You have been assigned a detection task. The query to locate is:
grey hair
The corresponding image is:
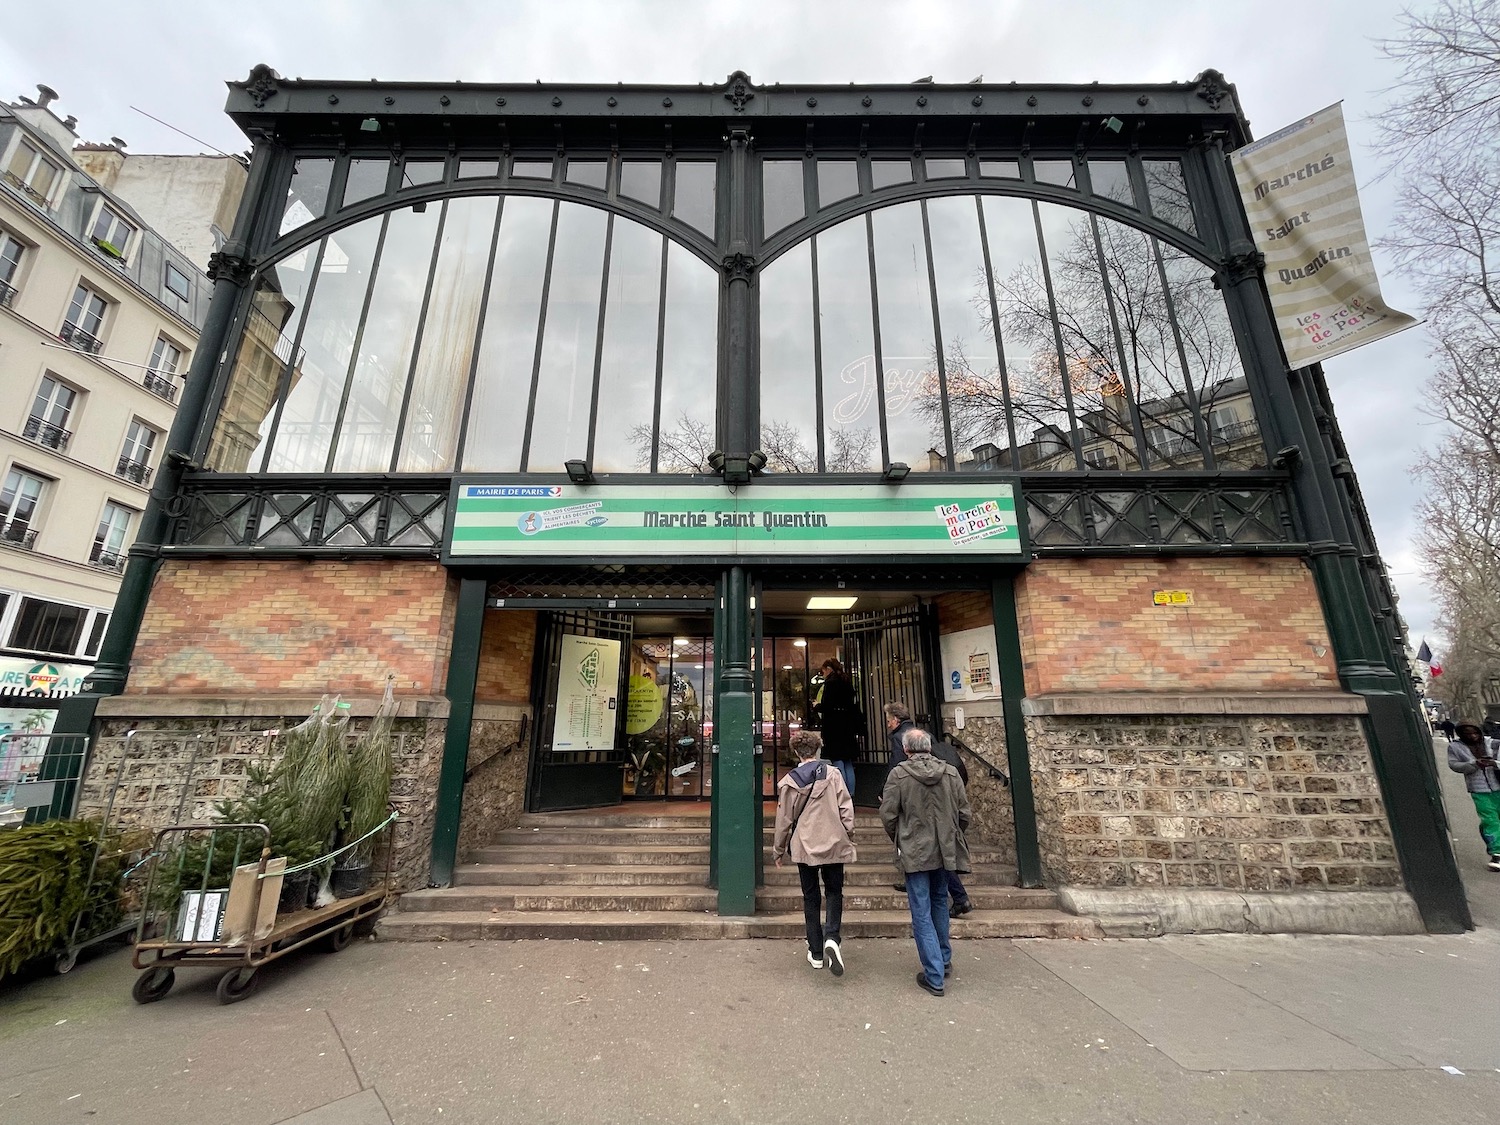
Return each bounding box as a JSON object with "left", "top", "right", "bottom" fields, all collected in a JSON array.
[
  {"left": 901, "top": 727, "right": 933, "bottom": 754},
  {"left": 790, "top": 730, "right": 823, "bottom": 760},
  {"left": 883, "top": 700, "right": 911, "bottom": 722}
]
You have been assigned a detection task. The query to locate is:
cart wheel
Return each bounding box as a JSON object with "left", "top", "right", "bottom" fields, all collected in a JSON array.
[
  {"left": 131, "top": 966, "right": 175, "bottom": 1004},
  {"left": 54, "top": 950, "right": 78, "bottom": 975},
  {"left": 322, "top": 923, "right": 355, "bottom": 953},
  {"left": 216, "top": 967, "right": 259, "bottom": 1005},
  {"left": 353, "top": 913, "right": 380, "bottom": 938}
]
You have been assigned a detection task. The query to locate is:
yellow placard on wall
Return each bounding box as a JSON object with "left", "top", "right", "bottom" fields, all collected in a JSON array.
[{"left": 1152, "top": 590, "right": 1194, "bottom": 606}]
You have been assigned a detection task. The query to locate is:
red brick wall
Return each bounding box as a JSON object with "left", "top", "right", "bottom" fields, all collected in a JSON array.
[
  {"left": 129, "top": 560, "right": 457, "bottom": 695},
  {"left": 1015, "top": 557, "right": 1337, "bottom": 694},
  {"left": 475, "top": 610, "right": 536, "bottom": 704},
  {"left": 934, "top": 590, "right": 993, "bottom": 635}
]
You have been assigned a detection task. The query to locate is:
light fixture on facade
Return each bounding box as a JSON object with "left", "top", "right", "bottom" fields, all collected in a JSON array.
[
  {"left": 359, "top": 117, "right": 381, "bottom": 132},
  {"left": 564, "top": 459, "right": 593, "bottom": 483},
  {"left": 882, "top": 461, "right": 911, "bottom": 482},
  {"left": 806, "top": 595, "right": 858, "bottom": 610},
  {"left": 792, "top": 639, "right": 806, "bottom": 647}
]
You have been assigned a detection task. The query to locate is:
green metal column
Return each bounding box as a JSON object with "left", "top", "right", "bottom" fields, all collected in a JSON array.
[
  {"left": 429, "top": 575, "right": 487, "bottom": 887},
  {"left": 714, "top": 566, "right": 757, "bottom": 914},
  {"left": 991, "top": 573, "right": 1044, "bottom": 888}
]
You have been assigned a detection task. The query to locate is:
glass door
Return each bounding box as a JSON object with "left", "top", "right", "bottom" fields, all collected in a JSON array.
[{"left": 622, "top": 621, "right": 714, "bottom": 799}]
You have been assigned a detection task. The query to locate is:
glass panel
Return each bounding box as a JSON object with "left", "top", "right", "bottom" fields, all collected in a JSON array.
[
  {"left": 758, "top": 240, "right": 817, "bottom": 471},
  {"left": 1033, "top": 160, "right": 1076, "bottom": 188},
  {"left": 672, "top": 161, "right": 716, "bottom": 236},
  {"left": 343, "top": 158, "right": 389, "bottom": 207},
  {"left": 330, "top": 204, "right": 442, "bottom": 472},
  {"left": 397, "top": 195, "right": 500, "bottom": 471},
  {"left": 265, "top": 216, "right": 383, "bottom": 472},
  {"left": 527, "top": 204, "right": 608, "bottom": 469},
  {"left": 980, "top": 159, "right": 1019, "bottom": 179},
  {"left": 762, "top": 159, "right": 804, "bottom": 236},
  {"left": 656, "top": 242, "right": 718, "bottom": 472},
  {"left": 620, "top": 161, "right": 661, "bottom": 206},
  {"left": 981, "top": 195, "right": 1056, "bottom": 471},
  {"left": 926, "top": 196, "right": 1002, "bottom": 469},
  {"left": 1143, "top": 159, "right": 1196, "bottom": 234},
  {"left": 207, "top": 257, "right": 316, "bottom": 473},
  {"left": 592, "top": 218, "right": 663, "bottom": 472},
  {"left": 464, "top": 196, "right": 553, "bottom": 470},
  {"left": 815, "top": 218, "right": 878, "bottom": 471},
  {"left": 565, "top": 160, "right": 607, "bottom": 189},
  {"left": 1089, "top": 160, "right": 1134, "bottom": 206},
  {"left": 401, "top": 160, "right": 444, "bottom": 188},
  {"left": 870, "top": 160, "right": 912, "bottom": 190},
  {"left": 459, "top": 159, "right": 501, "bottom": 179},
  {"left": 871, "top": 203, "right": 940, "bottom": 469},
  {"left": 511, "top": 159, "right": 553, "bottom": 181},
  {"left": 925, "top": 158, "right": 967, "bottom": 180},
  {"left": 816, "top": 160, "right": 859, "bottom": 207},
  {"left": 280, "top": 158, "right": 333, "bottom": 235}
]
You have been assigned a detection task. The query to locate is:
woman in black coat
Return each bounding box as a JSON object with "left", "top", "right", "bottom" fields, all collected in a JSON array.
[{"left": 816, "top": 658, "right": 860, "bottom": 793}]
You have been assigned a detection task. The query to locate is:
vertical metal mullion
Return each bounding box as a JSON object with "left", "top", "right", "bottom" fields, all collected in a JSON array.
[
  {"left": 453, "top": 195, "right": 507, "bottom": 471},
  {"left": 256, "top": 237, "right": 329, "bottom": 473},
  {"left": 519, "top": 201, "right": 562, "bottom": 470},
  {"left": 1088, "top": 213, "right": 1151, "bottom": 468},
  {"left": 1150, "top": 235, "right": 1214, "bottom": 468},
  {"left": 324, "top": 212, "right": 392, "bottom": 473},
  {"left": 918, "top": 199, "right": 955, "bottom": 468},
  {"left": 389, "top": 198, "right": 451, "bottom": 472},
  {"left": 584, "top": 213, "right": 616, "bottom": 467},
  {"left": 809, "top": 236, "right": 826, "bottom": 471},
  {"left": 1031, "top": 200, "right": 1084, "bottom": 469},
  {"left": 864, "top": 211, "right": 891, "bottom": 468},
  {"left": 649, "top": 233, "right": 669, "bottom": 473},
  {"left": 973, "top": 196, "right": 1020, "bottom": 465}
]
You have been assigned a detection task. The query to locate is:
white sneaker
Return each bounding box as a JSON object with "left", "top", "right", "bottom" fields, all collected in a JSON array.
[
  {"left": 1488, "top": 856, "right": 1500, "bottom": 872},
  {"left": 824, "top": 938, "right": 845, "bottom": 977},
  {"left": 807, "top": 951, "right": 825, "bottom": 968}
]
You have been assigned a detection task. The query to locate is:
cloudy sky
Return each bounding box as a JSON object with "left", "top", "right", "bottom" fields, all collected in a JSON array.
[{"left": 0, "top": 0, "right": 1447, "bottom": 649}]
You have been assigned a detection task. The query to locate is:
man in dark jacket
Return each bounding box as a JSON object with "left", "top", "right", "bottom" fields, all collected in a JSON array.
[
  {"left": 880, "top": 727, "right": 971, "bottom": 997},
  {"left": 882, "top": 704, "right": 972, "bottom": 914}
]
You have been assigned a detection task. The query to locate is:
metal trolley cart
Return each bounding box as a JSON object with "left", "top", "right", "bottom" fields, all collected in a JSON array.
[{"left": 130, "top": 815, "right": 395, "bottom": 1005}]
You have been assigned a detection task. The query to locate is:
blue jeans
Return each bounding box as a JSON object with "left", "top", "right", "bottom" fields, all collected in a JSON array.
[
  {"left": 830, "top": 759, "right": 855, "bottom": 793},
  {"left": 905, "top": 868, "right": 952, "bottom": 989}
]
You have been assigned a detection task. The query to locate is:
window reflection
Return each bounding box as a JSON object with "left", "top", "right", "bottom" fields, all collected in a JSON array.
[
  {"left": 817, "top": 160, "right": 858, "bottom": 207},
  {"left": 871, "top": 203, "right": 940, "bottom": 469},
  {"left": 464, "top": 196, "right": 553, "bottom": 471},
  {"left": 925, "top": 196, "right": 995, "bottom": 468},
  {"left": 593, "top": 219, "right": 663, "bottom": 472},
  {"left": 1033, "top": 159, "right": 1076, "bottom": 188},
  {"left": 759, "top": 241, "right": 817, "bottom": 471},
  {"left": 459, "top": 159, "right": 501, "bottom": 179},
  {"left": 1089, "top": 161, "right": 1134, "bottom": 206},
  {"left": 620, "top": 161, "right": 661, "bottom": 207},
  {"left": 870, "top": 160, "right": 911, "bottom": 190},
  {"left": 343, "top": 159, "right": 389, "bottom": 208},
  {"left": 1143, "top": 159, "right": 1196, "bottom": 234},
  {"left": 672, "top": 161, "right": 716, "bottom": 236},
  {"left": 511, "top": 159, "right": 553, "bottom": 181},
  {"left": 925, "top": 158, "right": 967, "bottom": 181},
  {"left": 762, "top": 159, "right": 804, "bottom": 236},
  {"left": 655, "top": 241, "right": 718, "bottom": 472},
  {"left": 281, "top": 157, "right": 333, "bottom": 236},
  {"left": 815, "top": 218, "right": 877, "bottom": 471},
  {"left": 566, "top": 160, "right": 608, "bottom": 190},
  {"left": 528, "top": 204, "right": 608, "bottom": 469},
  {"left": 402, "top": 160, "right": 444, "bottom": 189},
  {"left": 979, "top": 159, "right": 1019, "bottom": 179}
]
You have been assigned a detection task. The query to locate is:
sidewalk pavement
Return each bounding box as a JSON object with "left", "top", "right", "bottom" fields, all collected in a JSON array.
[{"left": 0, "top": 736, "right": 1495, "bottom": 1125}]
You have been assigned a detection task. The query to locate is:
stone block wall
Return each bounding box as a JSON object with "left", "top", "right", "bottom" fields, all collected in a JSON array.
[
  {"left": 457, "top": 706, "right": 530, "bottom": 855},
  {"left": 129, "top": 560, "right": 457, "bottom": 695},
  {"left": 938, "top": 700, "right": 1016, "bottom": 865},
  {"left": 1024, "top": 700, "right": 1400, "bottom": 892}
]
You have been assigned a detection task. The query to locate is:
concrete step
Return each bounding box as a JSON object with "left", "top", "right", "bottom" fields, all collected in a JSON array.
[
  {"left": 403, "top": 884, "right": 1058, "bottom": 914},
  {"left": 452, "top": 861, "right": 1017, "bottom": 888},
  {"left": 517, "top": 812, "right": 888, "bottom": 830},
  {"left": 497, "top": 827, "right": 714, "bottom": 847},
  {"left": 466, "top": 844, "right": 710, "bottom": 866},
  {"left": 377, "top": 909, "right": 1101, "bottom": 942}
]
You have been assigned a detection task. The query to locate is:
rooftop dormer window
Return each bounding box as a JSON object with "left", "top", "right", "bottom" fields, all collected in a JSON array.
[
  {"left": 90, "top": 206, "right": 136, "bottom": 262},
  {"left": 4, "top": 141, "right": 60, "bottom": 207}
]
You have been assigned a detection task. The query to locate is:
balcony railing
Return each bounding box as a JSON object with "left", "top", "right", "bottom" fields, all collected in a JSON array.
[
  {"left": 2, "top": 169, "right": 49, "bottom": 206},
  {"left": 116, "top": 456, "right": 153, "bottom": 486},
  {"left": 22, "top": 415, "right": 71, "bottom": 451},
  {"left": 0, "top": 521, "right": 37, "bottom": 550},
  {"left": 58, "top": 320, "right": 103, "bottom": 354},
  {"left": 0, "top": 279, "right": 15, "bottom": 307},
  {"left": 89, "top": 543, "right": 126, "bottom": 573},
  {"left": 1210, "top": 418, "right": 1260, "bottom": 446},
  {"left": 143, "top": 370, "right": 178, "bottom": 402}
]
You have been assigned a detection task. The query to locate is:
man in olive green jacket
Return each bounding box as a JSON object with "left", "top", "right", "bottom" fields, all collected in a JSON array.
[{"left": 879, "top": 728, "right": 971, "bottom": 996}]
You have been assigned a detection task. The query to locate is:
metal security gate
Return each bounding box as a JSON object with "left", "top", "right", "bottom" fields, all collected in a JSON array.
[
  {"left": 841, "top": 602, "right": 942, "bottom": 806},
  {"left": 526, "top": 610, "right": 633, "bottom": 812}
]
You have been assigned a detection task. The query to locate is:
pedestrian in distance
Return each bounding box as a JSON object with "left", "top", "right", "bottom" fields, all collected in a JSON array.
[
  {"left": 1447, "top": 720, "right": 1500, "bottom": 872},
  {"left": 812, "top": 658, "right": 861, "bottom": 794},
  {"left": 883, "top": 703, "right": 974, "bottom": 916},
  {"left": 773, "top": 729, "right": 857, "bottom": 976},
  {"left": 879, "top": 727, "right": 971, "bottom": 997}
]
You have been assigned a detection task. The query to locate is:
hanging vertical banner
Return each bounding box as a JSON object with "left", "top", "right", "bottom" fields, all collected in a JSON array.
[
  {"left": 1230, "top": 103, "right": 1416, "bottom": 367},
  {"left": 552, "top": 634, "right": 621, "bottom": 752}
]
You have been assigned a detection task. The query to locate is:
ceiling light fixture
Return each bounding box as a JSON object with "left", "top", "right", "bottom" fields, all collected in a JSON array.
[
  {"left": 806, "top": 596, "right": 858, "bottom": 611},
  {"left": 792, "top": 639, "right": 807, "bottom": 648}
]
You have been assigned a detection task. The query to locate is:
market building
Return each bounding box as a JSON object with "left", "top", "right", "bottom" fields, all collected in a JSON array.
[{"left": 57, "top": 67, "right": 1468, "bottom": 937}]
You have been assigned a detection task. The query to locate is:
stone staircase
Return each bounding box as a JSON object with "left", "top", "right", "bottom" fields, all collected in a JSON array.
[{"left": 378, "top": 809, "right": 1101, "bottom": 941}]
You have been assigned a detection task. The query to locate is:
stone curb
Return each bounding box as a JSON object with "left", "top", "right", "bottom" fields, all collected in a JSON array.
[{"left": 1056, "top": 886, "right": 1426, "bottom": 936}]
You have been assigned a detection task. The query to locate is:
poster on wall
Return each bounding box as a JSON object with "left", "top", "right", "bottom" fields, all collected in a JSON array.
[
  {"left": 552, "top": 634, "right": 622, "bottom": 752},
  {"left": 939, "top": 626, "right": 1000, "bottom": 702}
]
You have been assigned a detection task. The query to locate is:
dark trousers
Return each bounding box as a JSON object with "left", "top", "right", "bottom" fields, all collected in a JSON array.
[{"left": 797, "top": 862, "right": 845, "bottom": 955}]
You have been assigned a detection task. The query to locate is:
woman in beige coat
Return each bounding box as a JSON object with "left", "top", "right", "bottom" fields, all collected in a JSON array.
[{"left": 773, "top": 730, "right": 857, "bottom": 976}]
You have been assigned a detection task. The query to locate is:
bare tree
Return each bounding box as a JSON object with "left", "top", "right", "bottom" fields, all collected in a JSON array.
[
  {"left": 1377, "top": 1, "right": 1500, "bottom": 712},
  {"left": 629, "top": 411, "right": 716, "bottom": 473}
]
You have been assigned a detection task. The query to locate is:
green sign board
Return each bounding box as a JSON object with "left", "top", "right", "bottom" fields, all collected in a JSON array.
[{"left": 446, "top": 481, "right": 1025, "bottom": 561}]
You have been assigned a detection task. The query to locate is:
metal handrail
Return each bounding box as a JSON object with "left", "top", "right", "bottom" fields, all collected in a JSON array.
[
  {"left": 59, "top": 320, "right": 103, "bottom": 354},
  {"left": 116, "top": 456, "right": 154, "bottom": 485},
  {"left": 0, "top": 521, "right": 37, "bottom": 550},
  {"left": 143, "top": 370, "right": 178, "bottom": 402},
  {"left": 945, "top": 732, "right": 1009, "bottom": 785},
  {"left": 0, "top": 279, "right": 15, "bottom": 307},
  {"left": 22, "top": 414, "right": 71, "bottom": 450}
]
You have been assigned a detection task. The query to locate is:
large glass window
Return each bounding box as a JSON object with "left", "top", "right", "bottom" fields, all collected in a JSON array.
[
  {"left": 655, "top": 242, "right": 717, "bottom": 472},
  {"left": 9, "top": 597, "right": 86, "bottom": 656},
  {"left": 815, "top": 217, "right": 878, "bottom": 472},
  {"left": 0, "top": 468, "right": 45, "bottom": 541},
  {"left": 758, "top": 241, "right": 817, "bottom": 470},
  {"left": 672, "top": 161, "right": 716, "bottom": 236},
  {"left": 762, "top": 160, "right": 804, "bottom": 236},
  {"left": 592, "top": 219, "right": 664, "bottom": 473},
  {"left": 281, "top": 158, "right": 334, "bottom": 235}
]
